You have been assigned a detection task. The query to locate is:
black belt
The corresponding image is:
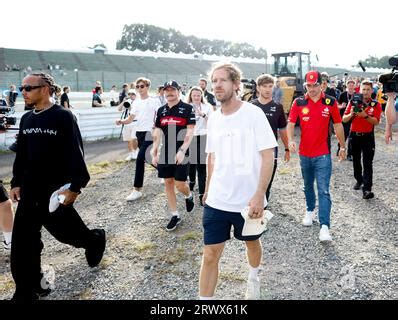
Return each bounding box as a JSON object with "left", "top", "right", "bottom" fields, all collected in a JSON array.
[{"left": 352, "top": 132, "right": 373, "bottom": 136}]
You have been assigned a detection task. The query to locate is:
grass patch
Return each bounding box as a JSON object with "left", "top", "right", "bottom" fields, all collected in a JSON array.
[
  {"left": 179, "top": 231, "right": 202, "bottom": 243},
  {"left": 133, "top": 242, "right": 157, "bottom": 253},
  {"left": 87, "top": 160, "right": 127, "bottom": 176},
  {"left": 0, "top": 274, "right": 15, "bottom": 294},
  {"left": 162, "top": 248, "right": 187, "bottom": 265},
  {"left": 278, "top": 167, "right": 294, "bottom": 175},
  {"left": 220, "top": 271, "right": 246, "bottom": 282},
  {"left": 79, "top": 288, "right": 93, "bottom": 300}
]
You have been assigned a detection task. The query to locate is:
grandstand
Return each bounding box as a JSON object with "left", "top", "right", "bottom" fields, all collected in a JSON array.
[{"left": 0, "top": 47, "right": 385, "bottom": 92}]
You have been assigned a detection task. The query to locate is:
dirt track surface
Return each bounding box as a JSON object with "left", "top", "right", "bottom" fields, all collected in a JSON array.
[{"left": 0, "top": 129, "right": 397, "bottom": 300}]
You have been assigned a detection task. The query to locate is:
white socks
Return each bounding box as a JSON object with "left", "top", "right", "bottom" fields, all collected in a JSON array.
[
  {"left": 171, "top": 211, "right": 179, "bottom": 217},
  {"left": 199, "top": 296, "right": 215, "bottom": 300},
  {"left": 185, "top": 192, "right": 193, "bottom": 199},
  {"left": 3, "top": 232, "right": 12, "bottom": 244},
  {"left": 248, "top": 266, "right": 259, "bottom": 281}
]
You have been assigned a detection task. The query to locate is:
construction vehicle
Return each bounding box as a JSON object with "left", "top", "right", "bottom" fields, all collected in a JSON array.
[{"left": 272, "top": 51, "right": 311, "bottom": 114}]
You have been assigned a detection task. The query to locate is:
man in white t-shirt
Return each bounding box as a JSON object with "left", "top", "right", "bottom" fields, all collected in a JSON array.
[
  {"left": 199, "top": 63, "right": 277, "bottom": 300},
  {"left": 116, "top": 77, "right": 161, "bottom": 201}
]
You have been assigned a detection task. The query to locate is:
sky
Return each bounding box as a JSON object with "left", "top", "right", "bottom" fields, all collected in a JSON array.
[{"left": 0, "top": 0, "right": 396, "bottom": 68}]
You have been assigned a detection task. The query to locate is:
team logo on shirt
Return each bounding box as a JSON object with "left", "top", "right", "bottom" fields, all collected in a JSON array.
[
  {"left": 322, "top": 107, "right": 330, "bottom": 118},
  {"left": 325, "top": 98, "right": 331, "bottom": 105},
  {"left": 302, "top": 117, "right": 310, "bottom": 122},
  {"left": 302, "top": 107, "right": 310, "bottom": 115}
]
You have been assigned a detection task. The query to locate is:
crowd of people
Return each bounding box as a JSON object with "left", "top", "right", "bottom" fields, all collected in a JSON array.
[{"left": 0, "top": 63, "right": 396, "bottom": 302}]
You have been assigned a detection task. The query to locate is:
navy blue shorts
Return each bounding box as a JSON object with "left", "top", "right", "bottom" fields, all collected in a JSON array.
[
  {"left": 0, "top": 182, "right": 9, "bottom": 203},
  {"left": 202, "top": 205, "right": 263, "bottom": 245},
  {"left": 157, "top": 164, "right": 188, "bottom": 181}
]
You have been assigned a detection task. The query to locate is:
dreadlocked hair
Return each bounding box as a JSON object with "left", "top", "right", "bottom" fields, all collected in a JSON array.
[{"left": 31, "top": 73, "right": 57, "bottom": 95}]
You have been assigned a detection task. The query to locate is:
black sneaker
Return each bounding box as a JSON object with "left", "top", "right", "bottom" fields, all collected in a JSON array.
[
  {"left": 347, "top": 155, "right": 353, "bottom": 161},
  {"left": 363, "top": 191, "right": 374, "bottom": 199},
  {"left": 166, "top": 216, "right": 181, "bottom": 231},
  {"left": 185, "top": 195, "right": 195, "bottom": 213},
  {"left": 353, "top": 182, "right": 362, "bottom": 190},
  {"left": 85, "top": 229, "right": 106, "bottom": 268}
]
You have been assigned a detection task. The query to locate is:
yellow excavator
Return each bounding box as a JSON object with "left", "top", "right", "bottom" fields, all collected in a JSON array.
[{"left": 272, "top": 51, "right": 311, "bottom": 115}]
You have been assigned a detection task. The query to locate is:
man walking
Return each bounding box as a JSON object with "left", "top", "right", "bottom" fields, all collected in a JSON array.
[
  {"left": 287, "top": 71, "right": 346, "bottom": 242},
  {"left": 199, "top": 63, "right": 276, "bottom": 300},
  {"left": 151, "top": 81, "right": 195, "bottom": 231},
  {"left": 10, "top": 73, "right": 106, "bottom": 301}
]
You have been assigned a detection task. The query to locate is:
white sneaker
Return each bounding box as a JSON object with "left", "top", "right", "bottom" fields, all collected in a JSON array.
[
  {"left": 126, "top": 190, "right": 142, "bottom": 201},
  {"left": 245, "top": 278, "right": 261, "bottom": 300},
  {"left": 125, "top": 153, "right": 133, "bottom": 161},
  {"left": 131, "top": 150, "right": 138, "bottom": 160},
  {"left": 2, "top": 240, "right": 11, "bottom": 250},
  {"left": 319, "top": 225, "right": 332, "bottom": 242},
  {"left": 302, "top": 211, "right": 315, "bottom": 226},
  {"left": 160, "top": 178, "right": 164, "bottom": 184}
]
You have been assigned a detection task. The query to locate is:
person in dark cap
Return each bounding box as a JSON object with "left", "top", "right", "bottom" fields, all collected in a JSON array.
[
  {"left": 151, "top": 80, "right": 196, "bottom": 232},
  {"left": 287, "top": 70, "right": 346, "bottom": 242}
]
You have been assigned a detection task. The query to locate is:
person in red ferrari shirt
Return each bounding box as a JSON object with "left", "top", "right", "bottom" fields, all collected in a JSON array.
[
  {"left": 343, "top": 80, "right": 382, "bottom": 199},
  {"left": 287, "top": 71, "right": 346, "bottom": 242}
]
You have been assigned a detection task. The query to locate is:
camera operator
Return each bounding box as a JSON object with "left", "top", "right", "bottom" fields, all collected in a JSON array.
[
  {"left": 385, "top": 92, "right": 397, "bottom": 144},
  {"left": 343, "top": 80, "right": 382, "bottom": 199},
  {"left": 10, "top": 73, "right": 106, "bottom": 301},
  {"left": 117, "top": 89, "right": 138, "bottom": 161},
  {"left": 0, "top": 120, "right": 14, "bottom": 250}
]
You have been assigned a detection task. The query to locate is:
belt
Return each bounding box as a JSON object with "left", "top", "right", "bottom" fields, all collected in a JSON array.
[{"left": 352, "top": 132, "right": 373, "bottom": 136}]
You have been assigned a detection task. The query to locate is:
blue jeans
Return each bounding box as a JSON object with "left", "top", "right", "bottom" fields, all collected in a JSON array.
[{"left": 299, "top": 154, "right": 332, "bottom": 228}]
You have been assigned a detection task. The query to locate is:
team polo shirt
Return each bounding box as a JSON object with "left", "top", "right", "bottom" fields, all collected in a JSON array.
[
  {"left": 288, "top": 93, "right": 341, "bottom": 157},
  {"left": 250, "top": 99, "right": 287, "bottom": 139},
  {"left": 344, "top": 99, "right": 382, "bottom": 133},
  {"left": 155, "top": 100, "right": 195, "bottom": 162}
]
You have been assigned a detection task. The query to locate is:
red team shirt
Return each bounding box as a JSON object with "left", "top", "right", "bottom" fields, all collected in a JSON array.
[
  {"left": 344, "top": 100, "right": 382, "bottom": 133},
  {"left": 288, "top": 93, "right": 342, "bottom": 157}
]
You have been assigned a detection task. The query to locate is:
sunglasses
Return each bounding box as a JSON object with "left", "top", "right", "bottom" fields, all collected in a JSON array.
[
  {"left": 19, "top": 85, "right": 44, "bottom": 92},
  {"left": 135, "top": 85, "right": 146, "bottom": 89}
]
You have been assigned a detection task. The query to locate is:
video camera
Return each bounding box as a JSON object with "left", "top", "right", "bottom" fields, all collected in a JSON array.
[
  {"left": 241, "top": 78, "right": 257, "bottom": 101},
  {"left": 378, "top": 56, "right": 398, "bottom": 94},
  {"left": 0, "top": 107, "right": 17, "bottom": 131},
  {"left": 351, "top": 93, "right": 364, "bottom": 113},
  {"left": 123, "top": 100, "right": 131, "bottom": 109}
]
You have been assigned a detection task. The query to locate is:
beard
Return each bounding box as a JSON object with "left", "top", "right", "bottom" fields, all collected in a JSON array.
[{"left": 217, "top": 90, "right": 235, "bottom": 104}]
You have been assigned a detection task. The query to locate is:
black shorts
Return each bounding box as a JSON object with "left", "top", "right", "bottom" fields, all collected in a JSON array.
[
  {"left": 0, "top": 182, "right": 9, "bottom": 203},
  {"left": 157, "top": 164, "right": 188, "bottom": 181}
]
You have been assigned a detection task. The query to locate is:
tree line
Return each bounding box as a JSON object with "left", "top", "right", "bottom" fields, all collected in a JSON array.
[{"left": 116, "top": 24, "right": 267, "bottom": 59}]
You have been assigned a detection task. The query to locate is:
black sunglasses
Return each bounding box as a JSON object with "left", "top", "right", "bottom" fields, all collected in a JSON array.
[
  {"left": 19, "top": 85, "right": 45, "bottom": 92},
  {"left": 135, "top": 84, "right": 146, "bottom": 89}
]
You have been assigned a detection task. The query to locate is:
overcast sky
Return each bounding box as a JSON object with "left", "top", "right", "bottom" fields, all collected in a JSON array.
[{"left": 1, "top": 0, "right": 396, "bottom": 68}]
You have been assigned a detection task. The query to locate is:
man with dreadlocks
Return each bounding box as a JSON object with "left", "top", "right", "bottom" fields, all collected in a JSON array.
[{"left": 9, "top": 73, "right": 106, "bottom": 301}]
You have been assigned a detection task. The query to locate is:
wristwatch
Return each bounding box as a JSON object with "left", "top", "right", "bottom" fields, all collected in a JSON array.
[{"left": 178, "top": 147, "right": 186, "bottom": 154}]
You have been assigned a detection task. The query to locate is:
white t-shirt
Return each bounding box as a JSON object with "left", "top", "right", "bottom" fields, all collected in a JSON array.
[
  {"left": 131, "top": 97, "right": 161, "bottom": 132},
  {"left": 205, "top": 101, "right": 278, "bottom": 213},
  {"left": 192, "top": 103, "right": 212, "bottom": 136}
]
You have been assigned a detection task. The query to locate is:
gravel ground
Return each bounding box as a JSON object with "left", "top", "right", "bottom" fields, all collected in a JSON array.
[{"left": 0, "top": 128, "right": 397, "bottom": 300}]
